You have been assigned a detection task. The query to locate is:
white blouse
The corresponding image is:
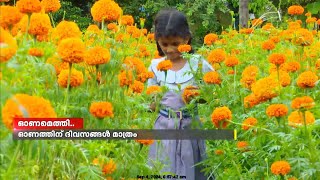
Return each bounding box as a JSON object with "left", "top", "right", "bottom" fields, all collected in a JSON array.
[{"left": 147, "top": 54, "right": 214, "bottom": 91}]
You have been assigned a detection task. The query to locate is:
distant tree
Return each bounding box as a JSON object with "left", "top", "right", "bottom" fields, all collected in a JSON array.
[{"left": 239, "top": 0, "right": 249, "bottom": 28}]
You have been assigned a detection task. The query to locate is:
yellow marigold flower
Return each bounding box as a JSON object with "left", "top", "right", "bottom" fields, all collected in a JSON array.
[
  {"left": 57, "top": 68, "right": 84, "bottom": 88},
  {"left": 244, "top": 94, "right": 260, "bottom": 108},
  {"left": 224, "top": 56, "right": 239, "bottom": 67},
  {"left": 269, "top": 53, "right": 286, "bottom": 65},
  {"left": 102, "top": 159, "right": 116, "bottom": 175},
  {"left": 146, "top": 85, "right": 161, "bottom": 95},
  {"left": 129, "top": 80, "right": 144, "bottom": 94},
  {"left": 51, "top": 21, "right": 82, "bottom": 44},
  {"left": 291, "top": 96, "right": 315, "bottom": 109},
  {"left": 237, "top": 141, "right": 249, "bottom": 150},
  {"left": 203, "top": 71, "right": 221, "bottom": 85},
  {"left": 292, "top": 28, "right": 313, "bottom": 46},
  {"left": 211, "top": 106, "right": 232, "bottom": 128},
  {"left": 46, "top": 56, "right": 69, "bottom": 75},
  {"left": 57, "top": 38, "right": 85, "bottom": 63},
  {"left": 41, "top": 0, "right": 61, "bottom": 13},
  {"left": 177, "top": 44, "right": 191, "bottom": 53},
  {"left": 269, "top": 70, "right": 291, "bottom": 87},
  {"left": 2, "top": 94, "right": 57, "bottom": 130},
  {"left": 84, "top": 46, "right": 111, "bottom": 65},
  {"left": 204, "top": 33, "right": 218, "bottom": 45},
  {"left": 251, "top": 77, "right": 279, "bottom": 102},
  {"left": 288, "top": 111, "right": 315, "bottom": 127},
  {"left": 207, "top": 49, "right": 226, "bottom": 64},
  {"left": 118, "top": 70, "right": 133, "bottom": 87},
  {"left": 135, "top": 139, "right": 154, "bottom": 145},
  {"left": 89, "top": 102, "right": 114, "bottom": 118},
  {"left": 16, "top": 0, "right": 42, "bottom": 14},
  {"left": 182, "top": 85, "right": 200, "bottom": 103},
  {"left": 107, "top": 23, "right": 118, "bottom": 32},
  {"left": 296, "top": 71, "right": 318, "bottom": 88},
  {"left": 120, "top": 15, "right": 134, "bottom": 26},
  {"left": 288, "top": 5, "right": 304, "bottom": 15},
  {"left": 157, "top": 60, "right": 172, "bottom": 71},
  {"left": 0, "top": 27, "right": 18, "bottom": 63},
  {"left": 0, "top": 6, "right": 23, "bottom": 29},
  {"left": 266, "top": 104, "right": 288, "bottom": 117},
  {"left": 242, "top": 117, "right": 258, "bottom": 131},
  {"left": 262, "top": 40, "right": 276, "bottom": 50},
  {"left": 271, "top": 161, "right": 291, "bottom": 175},
  {"left": 215, "top": 149, "right": 224, "bottom": 155},
  {"left": 28, "top": 48, "right": 44, "bottom": 57},
  {"left": 91, "top": 0, "right": 122, "bottom": 23}
]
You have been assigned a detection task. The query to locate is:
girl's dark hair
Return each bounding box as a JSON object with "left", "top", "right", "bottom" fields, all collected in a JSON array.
[{"left": 154, "top": 8, "right": 194, "bottom": 56}]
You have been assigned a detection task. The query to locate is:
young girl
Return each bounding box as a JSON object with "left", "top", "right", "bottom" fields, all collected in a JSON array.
[{"left": 147, "top": 8, "right": 215, "bottom": 180}]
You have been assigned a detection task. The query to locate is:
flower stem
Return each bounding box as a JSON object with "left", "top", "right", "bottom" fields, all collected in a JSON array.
[{"left": 64, "top": 63, "right": 72, "bottom": 114}]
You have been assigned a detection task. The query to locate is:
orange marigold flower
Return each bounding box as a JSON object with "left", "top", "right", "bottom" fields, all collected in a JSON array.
[
  {"left": 120, "top": 15, "right": 134, "bottom": 26},
  {"left": 178, "top": 44, "right": 191, "bottom": 53},
  {"left": 204, "top": 33, "right": 218, "bottom": 45},
  {"left": 28, "top": 48, "right": 44, "bottom": 57},
  {"left": 16, "top": 0, "right": 41, "bottom": 14},
  {"left": 102, "top": 159, "right": 116, "bottom": 175},
  {"left": 51, "top": 21, "right": 82, "bottom": 44},
  {"left": 317, "top": 19, "right": 320, "bottom": 25},
  {"left": 281, "top": 61, "right": 300, "bottom": 73},
  {"left": 41, "top": 0, "right": 61, "bottom": 13},
  {"left": 215, "top": 149, "right": 224, "bottom": 155},
  {"left": 262, "top": 40, "right": 276, "bottom": 50},
  {"left": 2, "top": 94, "right": 57, "bottom": 130},
  {"left": 237, "top": 141, "right": 249, "bottom": 150},
  {"left": 0, "top": 27, "right": 18, "bottom": 63},
  {"left": 85, "top": 24, "right": 102, "bottom": 36},
  {"left": 211, "top": 106, "right": 232, "bottom": 128},
  {"left": 147, "top": 33, "right": 155, "bottom": 41},
  {"left": 84, "top": 46, "right": 111, "bottom": 65},
  {"left": 270, "top": 36, "right": 281, "bottom": 43},
  {"left": 262, "top": 23, "right": 275, "bottom": 31},
  {"left": 57, "top": 38, "right": 85, "bottom": 63},
  {"left": 129, "top": 80, "right": 144, "bottom": 94},
  {"left": 306, "top": 17, "right": 317, "bottom": 24},
  {"left": 227, "top": 70, "right": 235, "bottom": 75},
  {"left": 137, "top": 71, "right": 154, "bottom": 83},
  {"left": 288, "top": 177, "right": 298, "bottom": 180},
  {"left": 269, "top": 53, "right": 286, "bottom": 65},
  {"left": 288, "top": 111, "right": 315, "bottom": 127},
  {"left": 118, "top": 70, "right": 133, "bottom": 87},
  {"left": 57, "top": 68, "right": 84, "bottom": 88},
  {"left": 242, "top": 117, "right": 258, "bottom": 130},
  {"left": 107, "top": 23, "right": 118, "bottom": 32},
  {"left": 292, "top": 28, "right": 313, "bottom": 46},
  {"left": 46, "top": 56, "right": 69, "bottom": 75},
  {"left": 305, "top": 12, "right": 311, "bottom": 17},
  {"left": 269, "top": 70, "right": 291, "bottom": 87},
  {"left": 251, "top": 77, "right": 279, "bottom": 102},
  {"left": 207, "top": 49, "right": 226, "bottom": 64},
  {"left": 266, "top": 104, "right": 288, "bottom": 117},
  {"left": 271, "top": 161, "right": 291, "bottom": 175},
  {"left": 288, "top": 5, "right": 304, "bottom": 15},
  {"left": 291, "top": 96, "right": 315, "bottom": 109},
  {"left": 244, "top": 94, "right": 260, "bottom": 108},
  {"left": 203, "top": 71, "right": 221, "bottom": 85},
  {"left": 0, "top": 6, "right": 23, "bottom": 29},
  {"left": 296, "top": 71, "right": 318, "bottom": 88},
  {"left": 28, "top": 13, "right": 52, "bottom": 36},
  {"left": 146, "top": 85, "right": 161, "bottom": 95},
  {"left": 89, "top": 102, "right": 114, "bottom": 118},
  {"left": 91, "top": 0, "right": 122, "bottom": 22},
  {"left": 224, "top": 56, "right": 239, "bottom": 67},
  {"left": 135, "top": 139, "right": 154, "bottom": 146},
  {"left": 182, "top": 86, "right": 200, "bottom": 103},
  {"left": 157, "top": 60, "right": 172, "bottom": 71},
  {"left": 240, "top": 65, "right": 259, "bottom": 89}
]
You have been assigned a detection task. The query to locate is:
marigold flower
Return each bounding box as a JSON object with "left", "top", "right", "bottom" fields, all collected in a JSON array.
[
  {"left": 129, "top": 80, "right": 144, "bottom": 94},
  {"left": 46, "top": 56, "right": 69, "bottom": 75},
  {"left": 296, "top": 71, "right": 318, "bottom": 88},
  {"left": 107, "top": 23, "right": 118, "bottom": 32},
  {"left": 262, "top": 40, "right": 276, "bottom": 50},
  {"left": 51, "top": 21, "right": 82, "bottom": 43},
  {"left": 242, "top": 117, "right": 258, "bottom": 130},
  {"left": 204, "top": 33, "right": 218, "bottom": 45},
  {"left": 182, "top": 86, "right": 200, "bottom": 103},
  {"left": 288, "top": 111, "right": 315, "bottom": 127},
  {"left": 137, "top": 71, "right": 154, "bottom": 83},
  {"left": 0, "top": 27, "right": 18, "bottom": 63},
  {"left": 281, "top": 61, "right": 300, "bottom": 73},
  {"left": 288, "top": 5, "right": 304, "bottom": 15},
  {"left": 215, "top": 150, "right": 224, "bottom": 155},
  {"left": 291, "top": 96, "right": 315, "bottom": 109},
  {"left": 203, "top": 71, "right": 221, "bottom": 85},
  {"left": 244, "top": 94, "right": 260, "bottom": 108},
  {"left": 240, "top": 65, "right": 259, "bottom": 89},
  {"left": 57, "top": 68, "right": 84, "bottom": 88},
  {"left": 227, "top": 70, "right": 235, "bottom": 75},
  {"left": 224, "top": 56, "right": 239, "bottom": 67},
  {"left": 305, "top": 12, "right": 311, "bottom": 17},
  {"left": 146, "top": 85, "right": 161, "bottom": 95},
  {"left": 28, "top": 12, "right": 52, "bottom": 36},
  {"left": 102, "top": 159, "right": 116, "bottom": 175},
  {"left": 0, "top": 6, "right": 23, "bottom": 29},
  {"left": 118, "top": 70, "right": 133, "bottom": 87},
  {"left": 84, "top": 46, "right": 111, "bottom": 65},
  {"left": 269, "top": 53, "right": 286, "bottom": 65},
  {"left": 269, "top": 70, "right": 291, "bottom": 87},
  {"left": 317, "top": 19, "right": 320, "bottom": 25},
  {"left": 266, "top": 104, "right": 288, "bottom": 117},
  {"left": 157, "top": 60, "right": 172, "bottom": 71},
  {"left": 57, "top": 38, "right": 85, "bottom": 63},
  {"left": 178, "top": 44, "right": 191, "bottom": 53},
  {"left": 28, "top": 48, "right": 44, "bottom": 57},
  {"left": 270, "top": 36, "right": 281, "bottom": 43},
  {"left": 271, "top": 161, "right": 291, "bottom": 175},
  {"left": 211, "top": 106, "right": 232, "bottom": 128},
  {"left": 2, "top": 94, "right": 57, "bottom": 130},
  {"left": 251, "top": 77, "right": 279, "bottom": 101},
  {"left": 262, "top": 23, "right": 275, "bottom": 31},
  {"left": 41, "top": 0, "right": 61, "bottom": 13},
  {"left": 292, "top": 28, "right": 313, "bottom": 46},
  {"left": 16, "top": 0, "right": 42, "bottom": 14},
  {"left": 306, "top": 17, "right": 317, "bottom": 24},
  {"left": 91, "top": 0, "right": 122, "bottom": 22},
  {"left": 237, "top": 141, "right": 249, "bottom": 150},
  {"left": 89, "top": 101, "right": 114, "bottom": 118},
  {"left": 147, "top": 33, "right": 155, "bottom": 41},
  {"left": 207, "top": 49, "right": 226, "bottom": 64},
  {"left": 120, "top": 15, "right": 134, "bottom": 26},
  {"left": 135, "top": 139, "right": 154, "bottom": 145}
]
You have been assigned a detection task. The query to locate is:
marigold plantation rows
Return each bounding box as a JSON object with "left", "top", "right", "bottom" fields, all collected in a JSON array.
[{"left": 0, "top": 0, "right": 320, "bottom": 179}]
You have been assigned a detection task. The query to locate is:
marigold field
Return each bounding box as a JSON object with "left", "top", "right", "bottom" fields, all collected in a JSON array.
[{"left": 1, "top": 0, "right": 320, "bottom": 179}]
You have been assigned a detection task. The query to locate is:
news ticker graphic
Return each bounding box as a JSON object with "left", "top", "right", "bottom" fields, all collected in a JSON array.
[
  {"left": 13, "top": 129, "right": 237, "bottom": 140},
  {"left": 13, "top": 118, "right": 83, "bottom": 130}
]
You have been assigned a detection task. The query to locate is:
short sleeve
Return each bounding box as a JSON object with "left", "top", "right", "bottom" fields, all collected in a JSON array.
[
  {"left": 202, "top": 58, "right": 214, "bottom": 73},
  {"left": 147, "top": 65, "right": 158, "bottom": 87}
]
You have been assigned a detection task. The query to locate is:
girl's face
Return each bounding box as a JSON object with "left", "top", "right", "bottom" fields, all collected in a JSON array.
[{"left": 157, "top": 36, "right": 189, "bottom": 61}]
